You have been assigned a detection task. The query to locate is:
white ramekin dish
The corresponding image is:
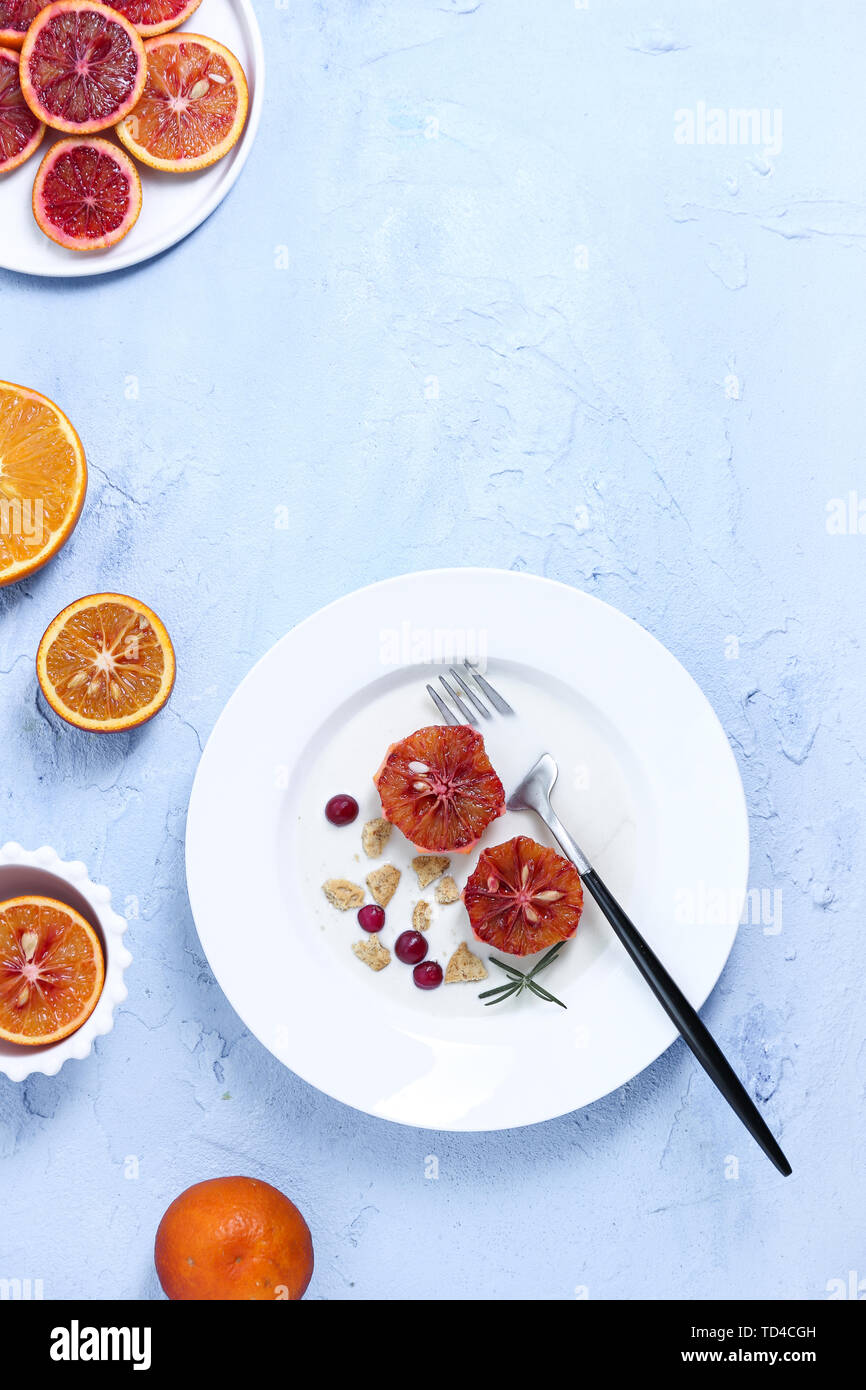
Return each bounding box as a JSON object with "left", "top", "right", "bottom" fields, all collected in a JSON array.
[{"left": 0, "top": 842, "right": 131, "bottom": 1082}]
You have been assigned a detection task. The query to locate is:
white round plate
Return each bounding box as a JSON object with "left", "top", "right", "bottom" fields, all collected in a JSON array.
[
  {"left": 185, "top": 569, "right": 749, "bottom": 1131},
  {"left": 0, "top": 0, "right": 263, "bottom": 277}
]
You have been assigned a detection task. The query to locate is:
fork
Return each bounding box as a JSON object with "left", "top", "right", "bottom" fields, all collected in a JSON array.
[{"left": 428, "top": 663, "right": 792, "bottom": 1178}]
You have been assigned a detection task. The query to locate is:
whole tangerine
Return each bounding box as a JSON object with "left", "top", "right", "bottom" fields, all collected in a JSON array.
[{"left": 154, "top": 1176, "right": 314, "bottom": 1301}]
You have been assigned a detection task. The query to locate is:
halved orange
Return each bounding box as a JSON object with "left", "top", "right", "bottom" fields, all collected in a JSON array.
[
  {"left": 0, "top": 896, "right": 105, "bottom": 1045},
  {"left": 375, "top": 725, "right": 505, "bottom": 853},
  {"left": 20, "top": 1, "right": 147, "bottom": 134},
  {"left": 33, "top": 137, "right": 142, "bottom": 251},
  {"left": 116, "top": 32, "right": 248, "bottom": 172},
  {"left": 464, "top": 836, "right": 584, "bottom": 957},
  {"left": 0, "top": 381, "right": 87, "bottom": 588},
  {"left": 37, "top": 592, "right": 176, "bottom": 732}
]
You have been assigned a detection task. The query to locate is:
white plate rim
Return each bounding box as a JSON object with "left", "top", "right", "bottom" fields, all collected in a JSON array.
[
  {"left": 185, "top": 567, "right": 750, "bottom": 1131},
  {"left": 0, "top": 0, "right": 265, "bottom": 279}
]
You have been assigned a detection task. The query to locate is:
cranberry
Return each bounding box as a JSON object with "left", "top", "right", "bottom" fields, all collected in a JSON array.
[
  {"left": 358, "top": 904, "right": 385, "bottom": 933},
  {"left": 394, "top": 930, "right": 428, "bottom": 965},
  {"left": 325, "top": 794, "right": 359, "bottom": 826},
  {"left": 413, "top": 961, "right": 443, "bottom": 990}
]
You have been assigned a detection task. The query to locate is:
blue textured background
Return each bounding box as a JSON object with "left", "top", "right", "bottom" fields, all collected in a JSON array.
[{"left": 1, "top": 0, "right": 864, "bottom": 1301}]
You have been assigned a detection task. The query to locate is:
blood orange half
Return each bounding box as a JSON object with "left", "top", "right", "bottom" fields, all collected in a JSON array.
[
  {"left": 0, "top": 380, "right": 87, "bottom": 585},
  {"left": 464, "top": 836, "right": 584, "bottom": 957},
  {"left": 374, "top": 725, "right": 505, "bottom": 854},
  {"left": 0, "top": 896, "right": 105, "bottom": 1045},
  {"left": 105, "top": 0, "right": 201, "bottom": 36},
  {"left": 33, "top": 136, "right": 141, "bottom": 250},
  {"left": 116, "top": 32, "right": 248, "bottom": 172},
  {"left": 0, "top": 1, "right": 51, "bottom": 50},
  {"left": 21, "top": 0, "right": 146, "bottom": 133},
  {"left": 0, "top": 43, "right": 44, "bottom": 171},
  {"left": 37, "top": 592, "right": 175, "bottom": 731}
]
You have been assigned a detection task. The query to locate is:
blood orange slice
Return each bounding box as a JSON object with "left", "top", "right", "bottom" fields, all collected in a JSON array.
[
  {"left": 374, "top": 725, "right": 505, "bottom": 854},
  {"left": 37, "top": 592, "right": 176, "bottom": 731},
  {"left": 0, "top": 896, "right": 104, "bottom": 1045},
  {"left": 0, "top": 44, "right": 44, "bottom": 172},
  {"left": 0, "top": 1, "right": 51, "bottom": 50},
  {"left": 464, "top": 836, "right": 584, "bottom": 957},
  {"left": 116, "top": 32, "right": 248, "bottom": 172},
  {"left": 33, "top": 136, "right": 141, "bottom": 249},
  {"left": 21, "top": 0, "right": 146, "bottom": 133},
  {"left": 0, "top": 380, "right": 86, "bottom": 586},
  {"left": 105, "top": 0, "right": 201, "bottom": 36}
]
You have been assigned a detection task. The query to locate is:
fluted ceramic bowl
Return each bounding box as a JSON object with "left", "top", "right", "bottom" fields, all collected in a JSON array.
[{"left": 0, "top": 843, "right": 131, "bottom": 1082}]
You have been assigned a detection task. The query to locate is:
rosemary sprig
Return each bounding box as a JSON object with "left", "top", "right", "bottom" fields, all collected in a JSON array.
[{"left": 478, "top": 940, "right": 568, "bottom": 1009}]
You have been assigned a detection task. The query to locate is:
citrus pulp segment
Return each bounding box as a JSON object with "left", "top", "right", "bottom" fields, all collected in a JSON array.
[
  {"left": 0, "top": 380, "right": 86, "bottom": 585},
  {"left": 116, "top": 32, "right": 248, "bottom": 172},
  {"left": 20, "top": 0, "right": 146, "bottom": 134},
  {"left": 0, "top": 1, "right": 51, "bottom": 50},
  {"left": 0, "top": 896, "right": 105, "bottom": 1045},
  {"left": 104, "top": 0, "right": 201, "bottom": 37},
  {"left": 32, "top": 135, "right": 141, "bottom": 249},
  {"left": 37, "top": 592, "right": 175, "bottom": 731},
  {"left": 374, "top": 724, "right": 505, "bottom": 853},
  {"left": 0, "top": 43, "right": 45, "bottom": 170},
  {"left": 464, "top": 836, "right": 585, "bottom": 956}
]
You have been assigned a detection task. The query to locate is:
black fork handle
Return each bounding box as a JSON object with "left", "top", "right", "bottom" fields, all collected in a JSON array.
[{"left": 582, "top": 869, "right": 792, "bottom": 1176}]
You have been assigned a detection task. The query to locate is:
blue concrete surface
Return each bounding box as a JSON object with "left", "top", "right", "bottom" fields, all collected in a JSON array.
[{"left": 1, "top": 0, "right": 864, "bottom": 1301}]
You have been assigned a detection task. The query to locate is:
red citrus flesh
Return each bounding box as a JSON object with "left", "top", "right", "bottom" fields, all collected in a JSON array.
[
  {"left": 32, "top": 136, "right": 141, "bottom": 249},
  {"left": 104, "top": 0, "right": 201, "bottom": 36},
  {"left": 116, "top": 33, "right": 249, "bottom": 172},
  {"left": 21, "top": 0, "right": 146, "bottom": 134},
  {"left": 0, "top": 1, "right": 51, "bottom": 49},
  {"left": 0, "top": 43, "right": 44, "bottom": 170},
  {"left": 464, "top": 836, "right": 584, "bottom": 957},
  {"left": 0, "top": 896, "right": 105, "bottom": 1044},
  {"left": 374, "top": 724, "right": 505, "bottom": 854}
]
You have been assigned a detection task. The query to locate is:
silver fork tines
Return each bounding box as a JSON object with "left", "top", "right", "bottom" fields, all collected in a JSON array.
[
  {"left": 438, "top": 674, "right": 478, "bottom": 726},
  {"left": 465, "top": 662, "right": 514, "bottom": 715},
  {"left": 448, "top": 667, "right": 490, "bottom": 719},
  {"left": 426, "top": 661, "right": 514, "bottom": 726},
  {"left": 426, "top": 682, "right": 459, "bottom": 725}
]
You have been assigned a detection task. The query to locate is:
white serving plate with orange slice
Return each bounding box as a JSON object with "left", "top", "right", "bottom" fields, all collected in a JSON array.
[
  {"left": 0, "top": 842, "right": 131, "bottom": 1080},
  {"left": 185, "top": 569, "right": 749, "bottom": 1132},
  {"left": 0, "top": 0, "right": 263, "bottom": 277}
]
